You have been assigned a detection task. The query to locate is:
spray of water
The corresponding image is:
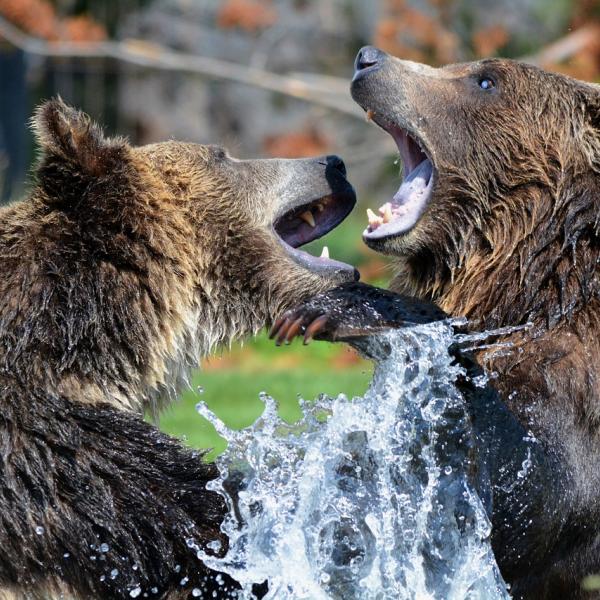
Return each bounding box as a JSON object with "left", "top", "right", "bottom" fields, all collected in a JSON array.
[{"left": 197, "top": 321, "right": 510, "bottom": 599}]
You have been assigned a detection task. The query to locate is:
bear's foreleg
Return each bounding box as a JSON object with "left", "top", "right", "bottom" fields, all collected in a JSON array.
[{"left": 0, "top": 387, "right": 239, "bottom": 599}]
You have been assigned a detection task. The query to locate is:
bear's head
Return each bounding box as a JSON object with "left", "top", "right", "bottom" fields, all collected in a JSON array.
[
  {"left": 350, "top": 48, "right": 600, "bottom": 326},
  {"left": 32, "top": 99, "right": 357, "bottom": 324},
  {"left": 25, "top": 99, "right": 357, "bottom": 409}
]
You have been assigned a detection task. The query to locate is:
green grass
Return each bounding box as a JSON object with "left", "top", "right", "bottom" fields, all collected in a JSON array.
[{"left": 159, "top": 358, "right": 372, "bottom": 461}]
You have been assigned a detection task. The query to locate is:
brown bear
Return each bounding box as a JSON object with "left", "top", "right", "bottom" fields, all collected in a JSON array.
[
  {"left": 0, "top": 98, "right": 357, "bottom": 599},
  {"left": 272, "top": 48, "right": 600, "bottom": 599}
]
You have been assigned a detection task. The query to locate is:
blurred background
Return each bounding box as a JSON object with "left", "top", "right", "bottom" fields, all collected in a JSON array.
[{"left": 1, "top": 0, "right": 599, "bottom": 456}]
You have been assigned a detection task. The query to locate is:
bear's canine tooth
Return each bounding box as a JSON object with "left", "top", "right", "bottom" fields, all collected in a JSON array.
[
  {"left": 366, "top": 109, "right": 375, "bottom": 122},
  {"left": 300, "top": 211, "right": 316, "bottom": 228},
  {"left": 320, "top": 246, "right": 330, "bottom": 259},
  {"left": 367, "top": 208, "right": 383, "bottom": 229},
  {"left": 380, "top": 203, "right": 393, "bottom": 223}
]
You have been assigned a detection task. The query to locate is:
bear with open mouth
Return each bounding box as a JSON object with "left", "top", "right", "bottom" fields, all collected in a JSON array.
[
  {"left": 0, "top": 98, "right": 358, "bottom": 599},
  {"left": 273, "top": 48, "right": 600, "bottom": 599}
]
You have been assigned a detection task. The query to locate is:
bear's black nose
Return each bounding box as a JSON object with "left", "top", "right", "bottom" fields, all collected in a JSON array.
[
  {"left": 354, "top": 46, "right": 385, "bottom": 72},
  {"left": 326, "top": 155, "right": 346, "bottom": 177}
]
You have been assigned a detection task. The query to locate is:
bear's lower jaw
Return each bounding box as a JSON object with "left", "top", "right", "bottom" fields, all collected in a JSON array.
[
  {"left": 363, "top": 123, "right": 435, "bottom": 242},
  {"left": 273, "top": 189, "right": 358, "bottom": 281},
  {"left": 281, "top": 241, "right": 359, "bottom": 281},
  {"left": 364, "top": 157, "right": 433, "bottom": 241}
]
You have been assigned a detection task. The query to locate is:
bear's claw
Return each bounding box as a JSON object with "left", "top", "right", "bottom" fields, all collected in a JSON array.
[
  {"left": 270, "top": 282, "right": 448, "bottom": 345},
  {"left": 270, "top": 311, "right": 330, "bottom": 345}
]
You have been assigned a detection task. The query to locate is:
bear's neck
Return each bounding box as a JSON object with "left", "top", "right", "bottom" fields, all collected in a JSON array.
[
  {"left": 0, "top": 200, "right": 261, "bottom": 415},
  {"left": 397, "top": 177, "right": 600, "bottom": 333}
]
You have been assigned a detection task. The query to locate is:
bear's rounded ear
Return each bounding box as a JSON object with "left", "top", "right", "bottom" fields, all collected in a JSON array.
[{"left": 31, "top": 97, "right": 127, "bottom": 177}]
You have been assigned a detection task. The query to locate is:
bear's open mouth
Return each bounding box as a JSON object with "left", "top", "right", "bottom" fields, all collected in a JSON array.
[
  {"left": 274, "top": 191, "right": 358, "bottom": 279},
  {"left": 363, "top": 123, "right": 435, "bottom": 241}
]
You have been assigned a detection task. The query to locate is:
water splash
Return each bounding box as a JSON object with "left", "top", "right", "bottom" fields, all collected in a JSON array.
[{"left": 198, "top": 321, "right": 509, "bottom": 599}]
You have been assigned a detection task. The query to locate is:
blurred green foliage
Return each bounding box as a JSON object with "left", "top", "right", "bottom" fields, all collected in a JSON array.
[{"left": 582, "top": 574, "right": 600, "bottom": 592}]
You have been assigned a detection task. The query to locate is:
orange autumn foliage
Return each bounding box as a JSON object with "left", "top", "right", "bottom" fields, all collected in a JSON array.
[
  {"left": 542, "top": 26, "right": 600, "bottom": 81},
  {"left": 375, "top": 0, "right": 460, "bottom": 65},
  {"left": 0, "top": 0, "right": 56, "bottom": 40},
  {"left": 376, "top": 0, "right": 600, "bottom": 82},
  {"left": 0, "top": 0, "right": 106, "bottom": 42},
  {"left": 472, "top": 24, "right": 509, "bottom": 58},
  {"left": 264, "top": 128, "right": 330, "bottom": 159},
  {"left": 216, "top": 0, "right": 277, "bottom": 32},
  {"left": 62, "top": 15, "right": 106, "bottom": 43}
]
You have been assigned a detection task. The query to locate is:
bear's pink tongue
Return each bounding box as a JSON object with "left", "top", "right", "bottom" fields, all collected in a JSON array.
[{"left": 365, "top": 158, "right": 433, "bottom": 239}]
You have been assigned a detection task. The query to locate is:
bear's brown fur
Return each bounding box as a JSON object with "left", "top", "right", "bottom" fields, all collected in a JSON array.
[
  {"left": 350, "top": 49, "right": 600, "bottom": 600},
  {"left": 0, "top": 98, "right": 356, "bottom": 599}
]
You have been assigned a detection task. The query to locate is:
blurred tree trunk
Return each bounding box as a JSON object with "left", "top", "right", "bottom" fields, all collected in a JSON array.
[{"left": 0, "top": 43, "right": 26, "bottom": 203}]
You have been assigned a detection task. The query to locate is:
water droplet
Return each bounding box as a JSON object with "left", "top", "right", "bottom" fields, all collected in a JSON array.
[
  {"left": 35, "top": 526, "right": 44, "bottom": 535},
  {"left": 99, "top": 543, "right": 109, "bottom": 553},
  {"left": 100, "top": 575, "right": 106, "bottom": 582},
  {"left": 186, "top": 538, "right": 196, "bottom": 548},
  {"left": 110, "top": 568, "right": 119, "bottom": 579},
  {"left": 174, "top": 564, "right": 181, "bottom": 573},
  {"left": 192, "top": 589, "right": 201, "bottom": 597},
  {"left": 196, "top": 386, "right": 204, "bottom": 394},
  {"left": 63, "top": 552, "right": 70, "bottom": 559},
  {"left": 150, "top": 588, "right": 158, "bottom": 595},
  {"left": 180, "top": 576, "right": 189, "bottom": 586},
  {"left": 129, "top": 586, "right": 141, "bottom": 598},
  {"left": 444, "top": 465, "right": 453, "bottom": 475}
]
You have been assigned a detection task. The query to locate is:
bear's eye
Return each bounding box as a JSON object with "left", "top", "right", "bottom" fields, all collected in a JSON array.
[
  {"left": 213, "top": 148, "right": 227, "bottom": 161},
  {"left": 478, "top": 77, "right": 496, "bottom": 90}
]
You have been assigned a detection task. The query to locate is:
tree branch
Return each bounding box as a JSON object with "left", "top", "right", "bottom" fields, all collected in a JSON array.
[
  {"left": 522, "top": 23, "right": 600, "bottom": 67},
  {"left": 4, "top": 13, "right": 595, "bottom": 125},
  {"left": 0, "top": 14, "right": 361, "bottom": 118}
]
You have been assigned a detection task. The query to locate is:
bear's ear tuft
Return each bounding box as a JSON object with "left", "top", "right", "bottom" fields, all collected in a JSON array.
[{"left": 32, "top": 97, "right": 126, "bottom": 177}]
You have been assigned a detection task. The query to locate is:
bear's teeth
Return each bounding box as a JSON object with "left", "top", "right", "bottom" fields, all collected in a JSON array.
[
  {"left": 367, "top": 208, "right": 383, "bottom": 230},
  {"left": 320, "top": 246, "right": 329, "bottom": 259},
  {"left": 300, "top": 211, "right": 316, "bottom": 227},
  {"left": 379, "top": 203, "right": 393, "bottom": 223},
  {"left": 366, "top": 109, "right": 375, "bottom": 122}
]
